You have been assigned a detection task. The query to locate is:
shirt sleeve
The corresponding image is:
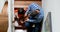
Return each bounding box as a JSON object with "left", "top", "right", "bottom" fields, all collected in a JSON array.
[
  {"left": 37, "top": 8, "right": 44, "bottom": 22},
  {"left": 38, "top": 15, "right": 44, "bottom": 22},
  {"left": 28, "top": 19, "right": 36, "bottom": 22}
]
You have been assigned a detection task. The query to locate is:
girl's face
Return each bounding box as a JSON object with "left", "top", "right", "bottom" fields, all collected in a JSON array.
[{"left": 24, "top": 7, "right": 28, "bottom": 11}]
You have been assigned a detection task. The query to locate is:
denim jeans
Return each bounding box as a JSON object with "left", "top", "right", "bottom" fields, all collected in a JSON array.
[{"left": 25, "top": 21, "right": 41, "bottom": 32}]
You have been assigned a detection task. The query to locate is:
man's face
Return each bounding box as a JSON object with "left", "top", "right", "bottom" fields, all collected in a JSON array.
[
  {"left": 35, "top": 10, "right": 40, "bottom": 14},
  {"left": 30, "top": 10, "right": 40, "bottom": 17}
]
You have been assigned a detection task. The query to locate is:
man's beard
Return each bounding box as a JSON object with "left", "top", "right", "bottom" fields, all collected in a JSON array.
[{"left": 30, "top": 11, "right": 39, "bottom": 17}]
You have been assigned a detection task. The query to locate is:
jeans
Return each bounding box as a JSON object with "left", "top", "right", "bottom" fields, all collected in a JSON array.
[{"left": 25, "top": 21, "right": 41, "bottom": 32}]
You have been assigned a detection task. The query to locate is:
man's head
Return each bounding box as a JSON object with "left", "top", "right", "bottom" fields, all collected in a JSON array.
[
  {"left": 30, "top": 9, "right": 40, "bottom": 17},
  {"left": 35, "top": 9, "right": 40, "bottom": 14}
]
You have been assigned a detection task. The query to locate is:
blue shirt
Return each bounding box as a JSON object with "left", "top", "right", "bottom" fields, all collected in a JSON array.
[{"left": 25, "top": 3, "right": 44, "bottom": 23}]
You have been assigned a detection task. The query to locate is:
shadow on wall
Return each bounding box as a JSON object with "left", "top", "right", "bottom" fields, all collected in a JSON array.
[{"left": 44, "top": 12, "right": 52, "bottom": 32}]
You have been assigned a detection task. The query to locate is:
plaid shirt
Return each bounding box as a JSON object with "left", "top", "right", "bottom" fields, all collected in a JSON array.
[{"left": 25, "top": 3, "right": 44, "bottom": 23}]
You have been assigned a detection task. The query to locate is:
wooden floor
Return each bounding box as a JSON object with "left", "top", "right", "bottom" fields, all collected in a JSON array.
[{"left": 0, "top": 15, "right": 8, "bottom": 32}]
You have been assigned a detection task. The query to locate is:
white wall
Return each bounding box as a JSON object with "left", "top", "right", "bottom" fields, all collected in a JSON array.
[
  {"left": 51, "top": 0, "right": 60, "bottom": 32},
  {"left": 7, "top": 0, "right": 14, "bottom": 32},
  {"left": 42, "top": 0, "right": 60, "bottom": 32},
  {"left": 0, "top": 0, "right": 6, "bottom": 13}
]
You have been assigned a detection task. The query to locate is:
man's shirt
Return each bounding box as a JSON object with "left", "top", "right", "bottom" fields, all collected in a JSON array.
[{"left": 25, "top": 3, "right": 44, "bottom": 23}]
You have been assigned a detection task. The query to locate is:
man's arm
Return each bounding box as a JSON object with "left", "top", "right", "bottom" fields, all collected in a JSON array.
[
  {"left": 29, "top": 14, "right": 43, "bottom": 23},
  {"left": 26, "top": 19, "right": 36, "bottom": 22},
  {"left": 25, "top": 6, "right": 30, "bottom": 16},
  {"left": 37, "top": 8, "right": 44, "bottom": 22}
]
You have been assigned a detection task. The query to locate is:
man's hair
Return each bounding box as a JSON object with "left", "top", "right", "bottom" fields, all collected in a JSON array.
[
  {"left": 36, "top": 9, "right": 40, "bottom": 11},
  {"left": 30, "top": 10, "right": 39, "bottom": 17}
]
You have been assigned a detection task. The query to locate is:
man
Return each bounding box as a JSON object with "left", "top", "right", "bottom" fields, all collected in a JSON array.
[{"left": 25, "top": 3, "right": 44, "bottom": 32}]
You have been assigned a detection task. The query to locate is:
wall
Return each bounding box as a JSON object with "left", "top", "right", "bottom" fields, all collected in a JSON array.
[{"left": 14, "top": 1, "right": 42, "bottom": 8}]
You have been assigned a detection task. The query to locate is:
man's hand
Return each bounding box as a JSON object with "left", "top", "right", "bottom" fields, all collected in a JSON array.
[
  {"left": 24, "top": 14, "right": 27, "bottom": 17},
  {"left": 25, "top": 19, "right": 29, "bottom": 21},
  {"left": 24, "top": 16, "right": 29, "bottom": 23},
  {"left": 20, "top": 20, "right": 24, "bottom": 23}
]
